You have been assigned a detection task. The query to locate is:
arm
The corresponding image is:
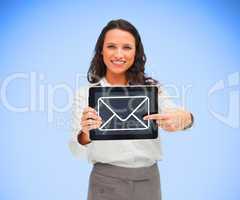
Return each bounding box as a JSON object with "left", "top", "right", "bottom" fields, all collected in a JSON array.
[
  {"left": 69, "top": 90, "right": 102, "bottom": 157},
  {"left": 144, "top": 86, "right": 194, "bottom": 132},
  {"left": 69, "top": 88, "right": 90, "bottom": 157},
  {"left": 77, "top": 106, "right": 102, "bottom": 144},
  {"left": 144, "top": 109, "right": 194, "bottom": 132}
]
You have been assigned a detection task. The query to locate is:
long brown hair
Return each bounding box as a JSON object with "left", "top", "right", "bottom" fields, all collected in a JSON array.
[{"left": 87, "top": 19, "right": 158, "bottom": 85}]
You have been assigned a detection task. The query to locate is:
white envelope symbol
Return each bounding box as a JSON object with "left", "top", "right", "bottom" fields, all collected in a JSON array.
[{"left": 97, "top": 96, "right": 150, "bottom": 131}]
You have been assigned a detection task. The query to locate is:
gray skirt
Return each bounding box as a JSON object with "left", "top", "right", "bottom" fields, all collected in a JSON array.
[{"left": 87, "top": 163, "right": 161, "bottom": 200}]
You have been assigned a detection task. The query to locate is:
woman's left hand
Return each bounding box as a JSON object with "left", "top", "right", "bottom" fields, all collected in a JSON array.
[{"left": 143, "top": 109, "right": 192, "bottom": 132}]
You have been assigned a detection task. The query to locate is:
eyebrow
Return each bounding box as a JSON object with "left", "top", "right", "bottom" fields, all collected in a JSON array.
[{"left": 105, "top": 42, "right": 134, "bottom": 46}]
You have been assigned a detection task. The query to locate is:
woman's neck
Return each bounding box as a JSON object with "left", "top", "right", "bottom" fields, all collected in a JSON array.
[{"left": 105, "top": 72, "right": 128, "bottom": 85}]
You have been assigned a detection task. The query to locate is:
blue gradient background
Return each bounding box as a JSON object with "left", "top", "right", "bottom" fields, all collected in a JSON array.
[{"left": 0, "top": 1, "right": 239, "bottom": 200}]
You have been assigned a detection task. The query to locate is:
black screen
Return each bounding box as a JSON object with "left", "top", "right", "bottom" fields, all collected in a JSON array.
[{"left": 89, "top": 86, "right": 158, "bottom": 140}]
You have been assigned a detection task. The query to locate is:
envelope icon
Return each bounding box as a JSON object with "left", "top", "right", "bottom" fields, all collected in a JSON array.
[{"left": 97, "top": 96, "right": 150, "bottom": 131}]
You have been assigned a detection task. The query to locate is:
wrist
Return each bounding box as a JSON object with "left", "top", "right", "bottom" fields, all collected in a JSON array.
[{"left": 77, "top": 130, "right": 91, "bottom": 145}]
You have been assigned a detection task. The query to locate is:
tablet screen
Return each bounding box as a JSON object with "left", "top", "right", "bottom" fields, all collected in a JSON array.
[{"left": 89, "top": 86, "right": 158, "bottom": 140}]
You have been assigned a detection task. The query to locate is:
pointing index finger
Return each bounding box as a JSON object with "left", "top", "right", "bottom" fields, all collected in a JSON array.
[{"left": 143, "top": 113, "right": 171, "bottom": 120}]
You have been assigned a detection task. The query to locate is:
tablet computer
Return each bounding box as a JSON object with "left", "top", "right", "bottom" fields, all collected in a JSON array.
[{"left": 88, "top": 86, "right": 158, "bottom": 140}]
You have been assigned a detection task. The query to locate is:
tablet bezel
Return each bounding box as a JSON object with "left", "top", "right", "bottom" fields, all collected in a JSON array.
[{"left": 88, "top": 85, "right": 158, "bottom": 140}]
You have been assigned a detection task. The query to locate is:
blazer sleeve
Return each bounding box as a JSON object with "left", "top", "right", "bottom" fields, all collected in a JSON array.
[
  {"left": 68, "top": 86, "right": 89, "bottom": 159},
  {"left": 158, "top": 86, "right": 178, "bottom": 112},
  {"left": 158, "top": 85, "right": 194, "bottom": 130}
]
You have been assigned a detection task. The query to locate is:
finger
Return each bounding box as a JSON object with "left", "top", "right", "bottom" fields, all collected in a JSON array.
[
  {"left": 81, "top": 119, "right": 102, "bottom": 127},
  {"left": 161, "top": 121, "right": 178, "bottom": 131},
  {"left": 161, "top": 118, "right": 182, "bottom": 129},
  {"left": 94, "top": 121, "right": 103, "bottom": 129},
  {"left": 163, "top": 124, "right": 177, "bottom": 132},
  {"left": 157, "top": 119, "right": 173, "bottom": 129},
  {"left": 143, "top": 114, "right": 171, "bottom": 120},
  {"left": 88, "top": 123, "right": 102, "bottom": 130},
  {"left": 81, "top": 112, "right": 102, "bottom": 121},
  {"left": 156, "top": 119, "right": 165, "bottom": 127},
  {"left": 83, "top": 121, "right": 102, "bottom": 130},
  {"left": 81, "top": 119, "right": 93, "bottom": 127},
  {"left": 82, "top": 107, "right": 97, "bottom": 115},
  {"left": 157, "top": 120, "right": 170, "bottom": 128},
  {"left": 82, "top": 114, "right": 101, "bottom": 122}
]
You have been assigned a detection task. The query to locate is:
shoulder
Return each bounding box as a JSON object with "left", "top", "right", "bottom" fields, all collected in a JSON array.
[
  {"left": 74, "top": 81, "right": 101, "bottom": 97},
  {"left": 142, "top": 78, "right": 164, "bottom": 95},
  {"left": 144, "top": 77, "right": 159, "bottom": 86}
]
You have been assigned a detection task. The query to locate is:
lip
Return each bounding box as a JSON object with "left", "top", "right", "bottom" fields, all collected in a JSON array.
[{"left": 111, "top": 60, "right": 126, "bottom": 67}]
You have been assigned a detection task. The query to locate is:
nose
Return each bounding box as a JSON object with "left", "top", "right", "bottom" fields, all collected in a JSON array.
[{"left": 114, "top": 48, "right": 124, "bottom": 59}]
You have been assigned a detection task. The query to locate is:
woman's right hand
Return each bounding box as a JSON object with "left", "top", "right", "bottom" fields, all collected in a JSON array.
[{"left": 78, "top": 107, "right": 102, "bottom": 144}]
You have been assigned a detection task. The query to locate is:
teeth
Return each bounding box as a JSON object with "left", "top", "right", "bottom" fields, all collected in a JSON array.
[{"left": 112, "top": 61, "right": 125, "bottom": 64}]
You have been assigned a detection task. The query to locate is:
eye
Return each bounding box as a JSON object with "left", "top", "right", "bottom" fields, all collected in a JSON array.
[
  {"left": 107, "top": 45, "right": 115, "bottom": 49},
  {"left": 123, "top": 46, "right": 133, "bottom": 50}
]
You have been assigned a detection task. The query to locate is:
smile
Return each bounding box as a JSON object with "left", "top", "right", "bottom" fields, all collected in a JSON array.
[{"left": 111, "top": 60, "right": 126, "bottom": 65}]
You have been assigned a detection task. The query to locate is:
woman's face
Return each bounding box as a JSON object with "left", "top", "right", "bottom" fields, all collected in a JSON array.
[{"left": 102, "top": 29, "right": 136, "bottom": 76}]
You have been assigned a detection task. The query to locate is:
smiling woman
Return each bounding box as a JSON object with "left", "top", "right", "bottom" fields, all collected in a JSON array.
[
  {"left": 70, "top": 19, "right": 194, "bottom": 200},
  {"left": 87, "top": 19, "right": 153, "bottom": 86}
]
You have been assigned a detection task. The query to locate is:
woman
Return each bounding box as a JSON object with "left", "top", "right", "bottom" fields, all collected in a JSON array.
[{"left": 71, "top": 19, "right": 193, "bottom": 200}]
